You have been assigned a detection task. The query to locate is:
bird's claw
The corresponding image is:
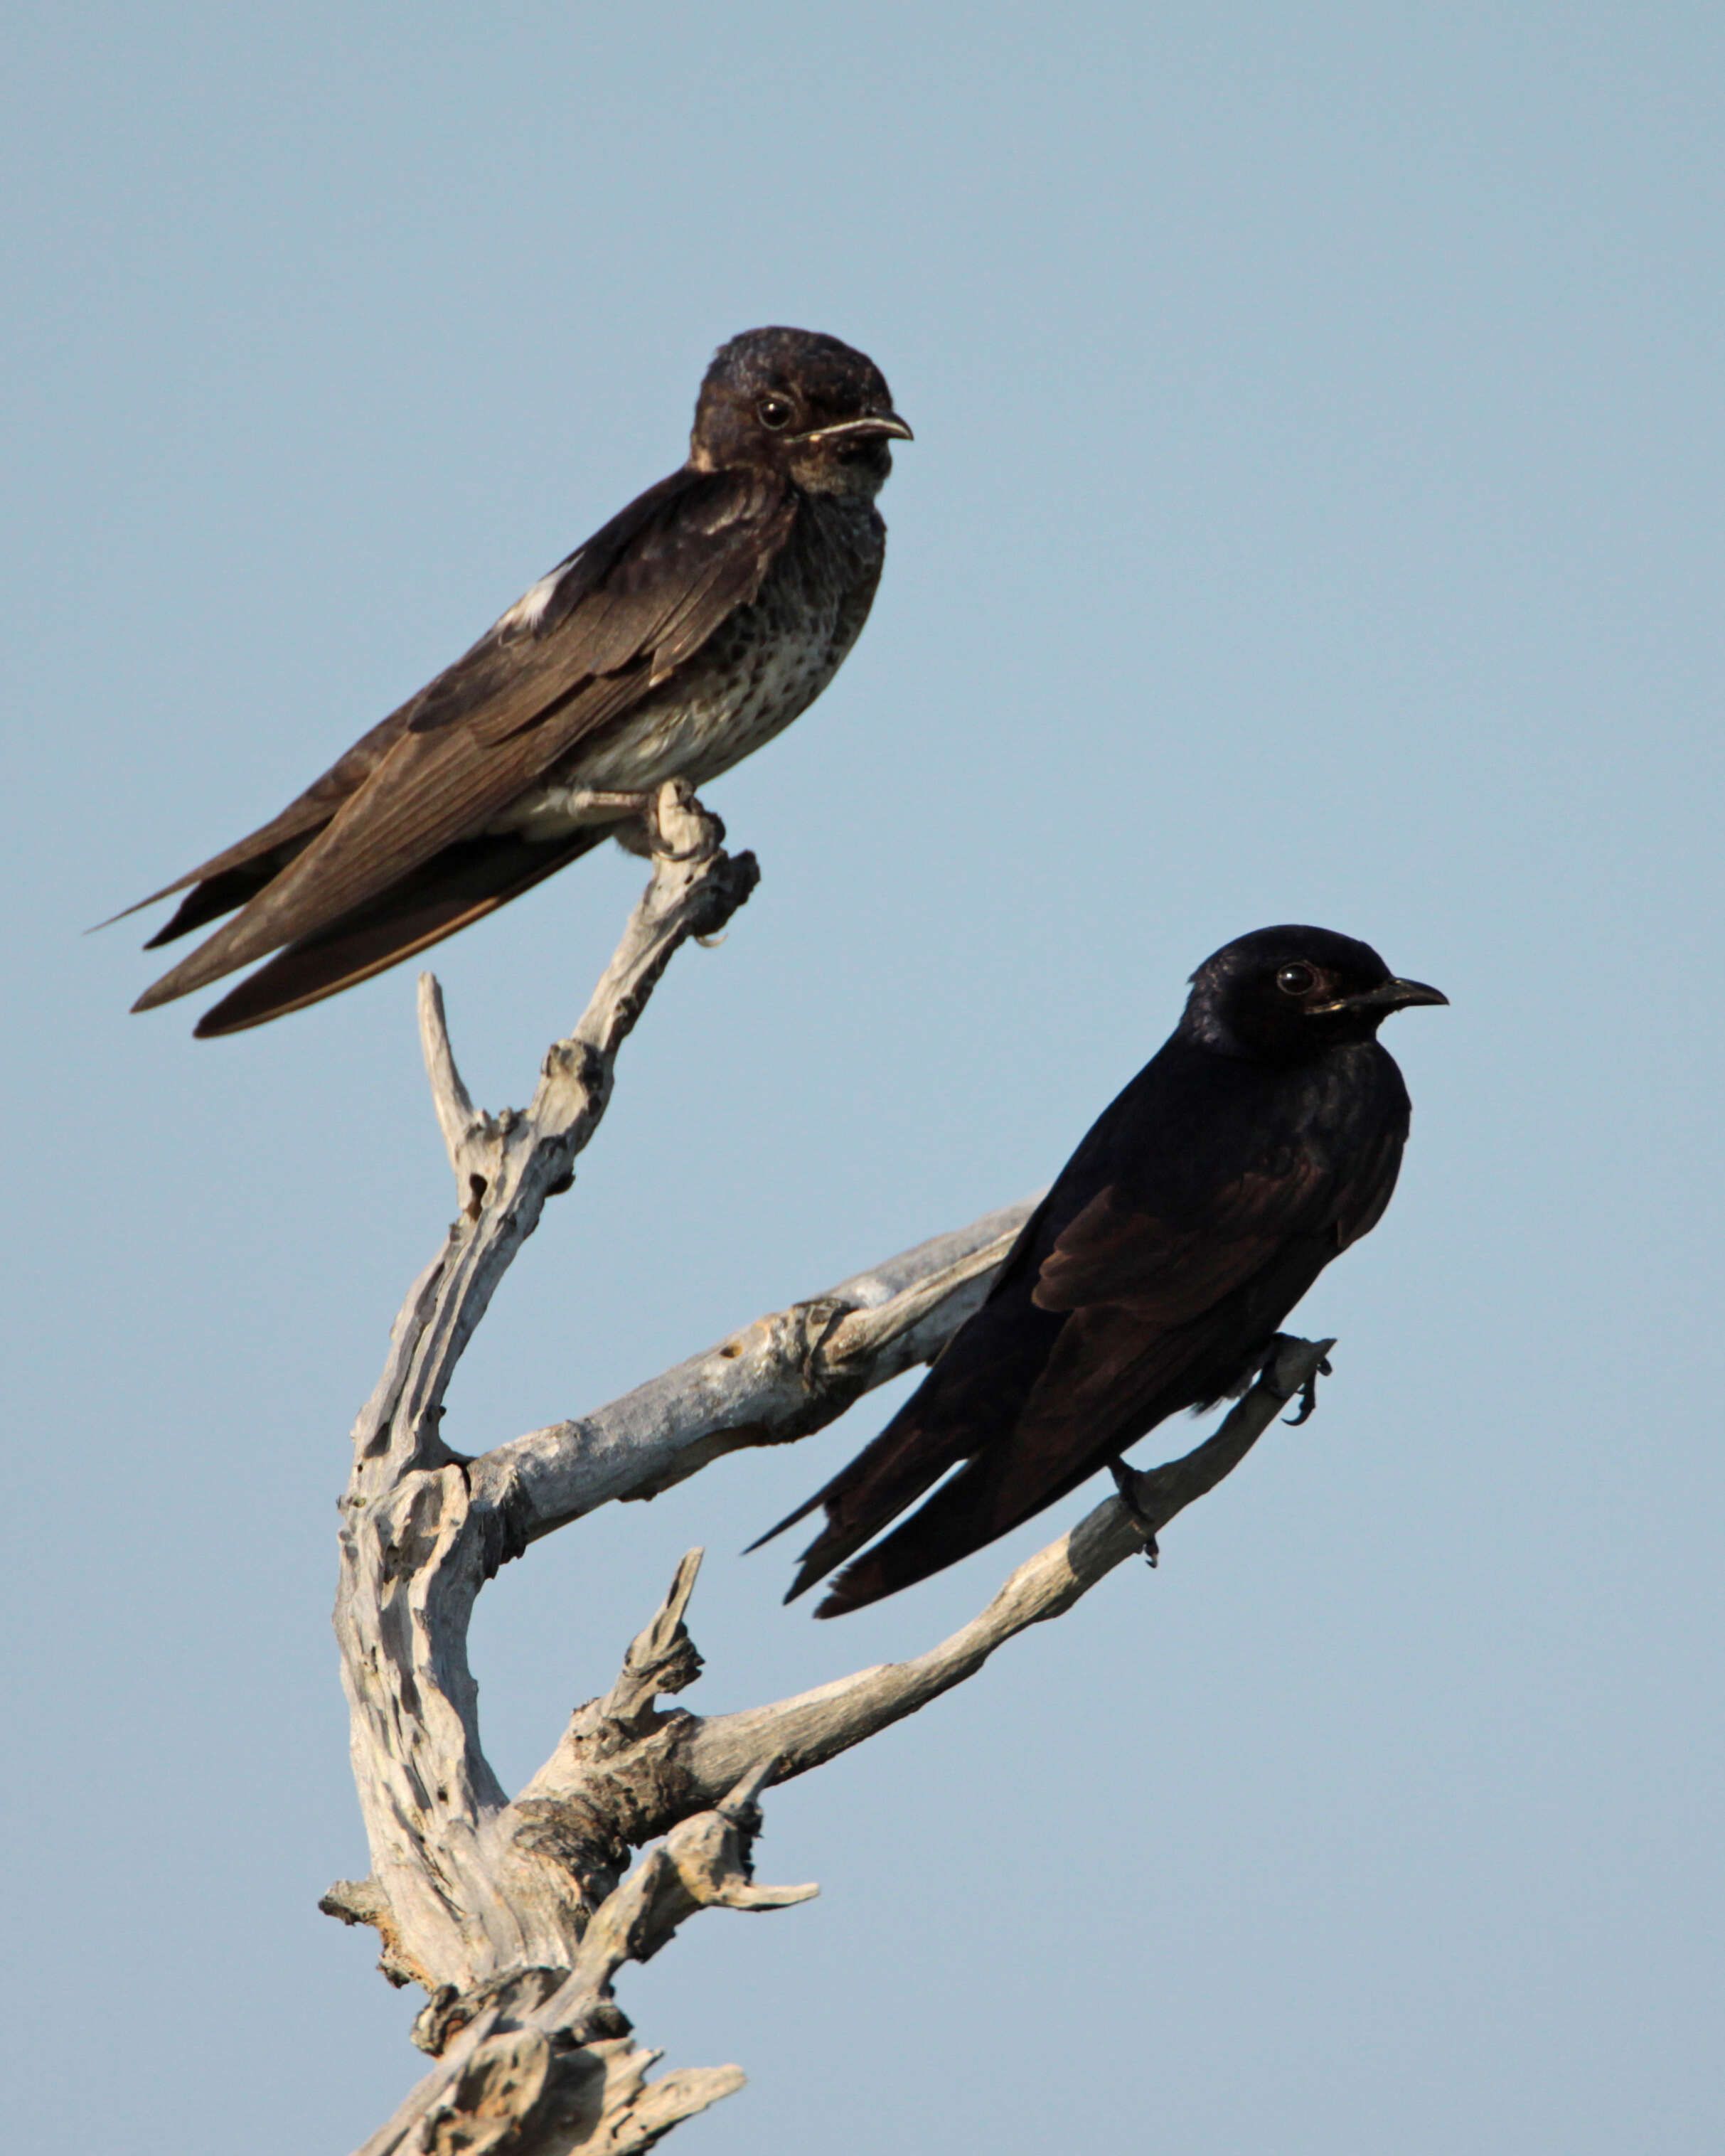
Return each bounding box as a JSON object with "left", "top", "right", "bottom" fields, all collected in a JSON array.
[
  {"left": 646, "top": 820, "right": 715, "bottom": 865},
  {"left": 591, "top": 787, "right": 722, "bottom": 861},
  {"left": 1108, "top": 1458, "right": 1160, "bottom": 1567},
  {"left": 1281, "top": 1353, "right": 1333, "bottom": 1426},
  {"left": 646, "top": 784, "right": 725, "bottom": 863}
]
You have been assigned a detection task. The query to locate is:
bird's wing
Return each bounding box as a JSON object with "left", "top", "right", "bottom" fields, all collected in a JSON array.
[
  {"left": 422, "top": 468, "right": 792, "bottom": 746},
  {"left": 975, "top": 1117, "right": 1407, "bottom": 1507},
  {"left": 186, "top": 825, "right": 609, "bottom": 1036},
  {"left": 776, "top": 1168, "right": 1328, "bottom": 1596},
  {"left": 130, "top": 469, "right": 796, "bottom": 1007},
  {"left": 1028, "top": 1166, "right": 1326, "bottom": 1321},
  {"left": 792, "top": 1109, "right": 1410, "bottom": 1615}
]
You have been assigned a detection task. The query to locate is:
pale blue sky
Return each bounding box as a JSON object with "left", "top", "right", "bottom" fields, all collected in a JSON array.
[{"left": 5, "top": 5, "right": 1721, "bottom": 2150}]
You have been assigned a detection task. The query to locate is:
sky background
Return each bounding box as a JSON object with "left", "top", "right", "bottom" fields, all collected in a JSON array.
[{"left": 5, "top": 4, "right": 1722, "bottom": 2150}]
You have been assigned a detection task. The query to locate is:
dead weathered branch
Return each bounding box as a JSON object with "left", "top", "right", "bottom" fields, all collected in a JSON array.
[
  {"left": 518, "top": 1337, "right": 1335, "bottom": 1847},
  {"left": 331, "top": 799, "right": 1343, "bottom": 2153},
  {"left": 332, "top": 787, "right": 770, "bottom": 2049},
  {"left": 418, "top": 973, "right": 493, "bottom": 1218},
  {"left": 466, "top": 1195, "right": 1038, "bottom": 1543},
  {"left": 352, "top": 1765, "right": 810, "bottom": 2156},
  {"left": 348, "top": 778, "right": 758, "bottom": 1506}
]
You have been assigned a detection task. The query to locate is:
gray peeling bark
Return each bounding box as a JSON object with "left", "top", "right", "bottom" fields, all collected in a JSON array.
[{"left": 325, "top": 781, "right": 1336, "bottom": 2155}]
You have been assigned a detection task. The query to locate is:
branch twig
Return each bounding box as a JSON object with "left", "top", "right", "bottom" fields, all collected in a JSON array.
[
  {"left": 348, "top": 779, "right": 758, "bottom": 1498},
  {"left": 333, "top": 786, "right": 759, "bottom": 2002},
  {"left": 331, "top": 797, "right": 1345, "bottom": 2154},
  {"left": 519, "top": 1337, "right": 1336, "bottom": 1844},
  {"left": 417, "top": 973, "right": 492, "bottom": 1217},
  {"left": 467, "top": 1197, "right": 1039, "bottom": 1542}
]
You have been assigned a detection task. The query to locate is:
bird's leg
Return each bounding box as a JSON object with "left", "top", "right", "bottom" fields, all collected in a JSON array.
[
  {"left": 1262, "top": 1333, "right": 1334, "bottom": 1426},
  {"left": 646, "top": 781, "right": 725, "bottom": 864},
  {"left": 581, "top": 785, "right": 722, "bottom": 863},
  {"left": 1107, "top": 1458, "right": 1160, "bottom": 1568},
  {"left": 1282, "top": 1354, "right": 1333, "bottom": 1425}
]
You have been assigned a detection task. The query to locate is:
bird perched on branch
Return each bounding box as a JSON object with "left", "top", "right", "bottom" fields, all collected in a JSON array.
[
  {"left": 758, "top": 926, "right": 1446, "bottom": 1616},
  {"left": 122, "top": 326, "right": 911, "bottom": 1035}
]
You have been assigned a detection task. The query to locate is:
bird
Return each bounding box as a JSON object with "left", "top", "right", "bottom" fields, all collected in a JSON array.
[
  {"left": 121, "top": 326, "right": 912, "bottom": 1035},
  {"left": 756, "top": 925, "right": 1446, "bottom": 1616}
]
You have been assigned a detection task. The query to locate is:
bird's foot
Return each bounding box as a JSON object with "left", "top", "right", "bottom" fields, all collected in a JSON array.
[
  {"left": 649, "top": 780, "right": 725, "bottom": 863},
  {"left": 1108, "top": 1458, "right": 1160, "bottom": 1567},
  {"left": 1262, "top": 1334, "right": 1334, "bottom": 1426},
  {"left": 594, "top": 781, "right": 724, "bottom": 863}
]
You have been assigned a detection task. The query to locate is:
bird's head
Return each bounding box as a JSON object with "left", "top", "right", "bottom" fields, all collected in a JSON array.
[
  {"left": 1182, "top": 925, "right": 1448, "bottom": 1063},
  {"left": 690, "top": 327, "right": 912, "bottom": 497}
]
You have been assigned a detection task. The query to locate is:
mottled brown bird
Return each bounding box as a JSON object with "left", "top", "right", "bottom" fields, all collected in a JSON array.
[
  {"left": 757, "top": 926, "right": 1446, "bottom": 1616},
  {"left": 124, "top": 327, "right": 910, "bottom": 1034}
]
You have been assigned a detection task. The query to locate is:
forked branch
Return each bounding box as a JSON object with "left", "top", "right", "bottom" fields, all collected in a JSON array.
[
  {"left": 330, "top": 794, "right": 1342, "bottom": 2153},
  {"left": 518, "top": 1336, "right": 1335, "bottom": 1841}
]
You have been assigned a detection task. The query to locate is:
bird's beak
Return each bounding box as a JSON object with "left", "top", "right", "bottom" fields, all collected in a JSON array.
[
  {"left": 800, "top": 412, "right": 914, "bottom": 445},
  {"left": 1308, "top": 977, "right": 1450, "bottom": 1015}
]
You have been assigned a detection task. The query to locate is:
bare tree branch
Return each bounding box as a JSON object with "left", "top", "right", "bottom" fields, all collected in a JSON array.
[
  {"left": 346, "top": 778, "right": 759, "bottom": 1502},
  {"left": 417, "top": 972, "right": 490, "bottom": 1218},
  {"left": 330, "top": 800, "right": 1343, "bottom": 2152},
  {"left": 334, "top": 782, "right": 762, "bottom": 2007},
  {"left": 466, "top": 1195, "right": 1039, "bottom": 1544},
  {"left": 518, "top": 1336, "right": 1335, "bottom": 1841},
  {"left": 351, "top": 1766, "right": 808, "bottom": 2156}
]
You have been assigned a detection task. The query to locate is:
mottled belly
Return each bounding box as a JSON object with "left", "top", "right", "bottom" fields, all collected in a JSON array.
[
  {"left": 488, "top": 493, "right": 882, "bottom": 843},
  {"left": 580, "top": 614, "right": 845, "bottom": 793},
  {"left": 491, "top": 618, "right": 846, "bottom": 841}
]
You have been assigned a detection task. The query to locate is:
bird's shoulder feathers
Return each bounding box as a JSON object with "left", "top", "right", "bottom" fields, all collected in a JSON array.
[{"left": 1011, "top": 1036, "right": 1410, "bottom": 1325}]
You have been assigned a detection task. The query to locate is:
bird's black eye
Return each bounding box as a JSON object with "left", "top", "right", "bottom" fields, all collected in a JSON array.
[
  {"left": 757, "top": 395, "right": 794, "bottom": 430},
  {"left": 1276, "top": 962, "right": 1317, "bottom": 996}
]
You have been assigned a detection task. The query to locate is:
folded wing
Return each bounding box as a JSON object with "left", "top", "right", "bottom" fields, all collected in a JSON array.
[
  {"left": 131, "top": 468, "right": 795, "bottom": 1020},
  {"left": 770, "top": 1057, "right": 1406, "bottom": 1614}
]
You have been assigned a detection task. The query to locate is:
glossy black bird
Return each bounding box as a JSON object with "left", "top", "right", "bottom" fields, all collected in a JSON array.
[
  {"left": 124, "top": 327, "right": 911, "bottom": 1035},
  {"left": 759, "top": 926, "right": 1446, "bottom": 1616}
]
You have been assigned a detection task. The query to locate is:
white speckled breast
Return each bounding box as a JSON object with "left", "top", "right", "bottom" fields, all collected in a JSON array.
[{"left": 494, "top": 492, "right": 885, "bottom": 841}]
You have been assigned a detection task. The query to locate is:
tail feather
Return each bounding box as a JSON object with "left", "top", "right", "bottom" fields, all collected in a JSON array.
[
  {"left": 813, "top": 1436, "right": 1109, "bottom": 1618},
  {"left": 813, "top": 1461, "right": 1002, "bottom": 1616},
  {"left": 747, "top": 1411, "right": 968, "bottom": 1574},
  {"left": 142, "top": 840, "right": 322, "bottom": 948},
  {"left": 92, "top": 831, "right": 321, "bottom": 938},
  {"left": 742, "top": 1488, "right": 827, "bottom": 1557},
  {"left": 779, "top": 1433, "right": 966, "bottom": 1605},
  {"left": 762, "top": 1282, "right": 1068, "bottom": 1610},
  {"left": 164, "top": 827, "right": 605, "bottom": 1035},
  {"left": 102, "top": 702, "right": 419, "bottom": 937}
]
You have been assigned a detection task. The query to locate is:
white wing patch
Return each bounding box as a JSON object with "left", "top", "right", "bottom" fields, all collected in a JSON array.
[{"left": 496, "top": 551, "right": 581, "bottom": 634}]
